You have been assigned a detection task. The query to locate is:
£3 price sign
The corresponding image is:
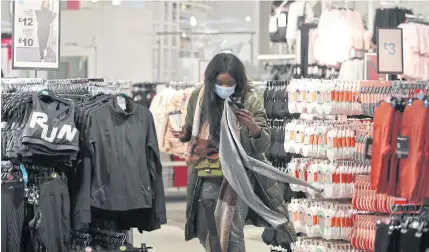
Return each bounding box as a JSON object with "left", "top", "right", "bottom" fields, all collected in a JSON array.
[
  {"left": 377, "top": 28, "right": 404, "bottom": 74},
  {"left": 383, "top": 42, "right": 396, "bottom": 56}
]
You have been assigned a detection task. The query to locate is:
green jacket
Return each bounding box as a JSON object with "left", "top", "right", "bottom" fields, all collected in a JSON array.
[
  {"left": 180, "top": 87, "right": 271, "bottom": 158},
  {"left": 181, "top": 87, "right": 297, "bottom": 243}
]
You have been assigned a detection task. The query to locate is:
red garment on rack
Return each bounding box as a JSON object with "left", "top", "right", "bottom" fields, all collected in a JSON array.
[
  {"left": 370, "top": 101, "right": 397, "bottom": 193},
  {"left": 396, "top": 101, "right": 429, "bottom": 203},
  {"left": 385, "top": 109, "right": 403, "bottom": 196},
  {"left": 416, "top": 103, "right": 429, "bottom": 201}
]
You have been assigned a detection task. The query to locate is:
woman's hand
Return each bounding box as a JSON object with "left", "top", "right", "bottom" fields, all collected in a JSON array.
[
  {"left": 170, "top": 126, "right": 186, "bottom": 139},
  {"left": 236, "top": 109, "right": 261, "bottom": 137}
]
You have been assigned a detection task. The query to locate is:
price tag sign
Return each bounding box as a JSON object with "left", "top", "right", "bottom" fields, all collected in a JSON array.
[
  {"left": 12, "top": 0, "right": 60, "bottom": 70},
  {"left": 376, "top": 28, "right": 404, "bottom": 74}
]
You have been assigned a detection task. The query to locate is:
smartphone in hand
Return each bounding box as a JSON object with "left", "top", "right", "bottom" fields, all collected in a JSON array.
[{"left": 228, "top": 100, "right": 245, "bottom": 114}]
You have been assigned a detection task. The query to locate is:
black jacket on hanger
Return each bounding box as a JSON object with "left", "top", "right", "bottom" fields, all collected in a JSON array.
[
  {"left": 82, "top": 96, "right": 166, "bottom": 230},
  {"left": 372, "top": 7, "right": 413, "bottom": 45}
]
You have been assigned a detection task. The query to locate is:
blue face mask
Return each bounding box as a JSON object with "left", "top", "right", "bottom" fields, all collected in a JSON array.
[{"left": 215, "top": 84, "right": 236, "bottom": 99}]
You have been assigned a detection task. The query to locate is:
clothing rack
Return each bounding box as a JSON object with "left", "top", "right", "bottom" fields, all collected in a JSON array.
[
  {"left": 125, "top": 80, "right": 198, "bottom": 173},
  {"left": 122, "top": 81, "right": 200, "bottom": 107},
  {"left": 1, "top": 78, "right": 119, "bottom": 94},
  {"left": 122, "top": 80, "right": 201, "bottom": 91},
  {"left": 259, "top": 76, "right": 429, "bottom": 252},
  {"left": 149, "top": 82, "right": 198, "bottom": 171},
  {"left": 251, "top": 81, "right": 267, "bottom": 87},
  {"left": 262, "top": 78, "right": 429, "bottom": 252},
  {"left": 260, "top": 63, "right": 298, "bottom": 81},
  {"left": 167, "top": 80, "right": 201, "bottom": 86},
  {"left": 391, "top": 203, "right": 422, "bottom": 213},
  {"left": 379, "top": 1, "right": 403, "bottom": 8},
  {"left": 1, "top": 78, "right": 120, "bottom": 116},
  {"left": 1, "top": 78, "right": 162, "bottom": 251},
  {"left": 326, "top": 0, "right": 356, "bottom": 10},
  {"left": 373, "top": 205, "right": 429, "bottom": 251},
  {"left": 405, "top": 13, "right": 429, "bottom": 24},
  {"left": 121, "top": 80, "right": 200, "bottom": 86}
]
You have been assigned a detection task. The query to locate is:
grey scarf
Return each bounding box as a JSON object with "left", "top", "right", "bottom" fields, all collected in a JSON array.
[{"left": 218, "top": 98, "right": 322, "bottom": 228}]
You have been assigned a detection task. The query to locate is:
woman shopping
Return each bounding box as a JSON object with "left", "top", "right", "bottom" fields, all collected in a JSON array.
[
  {"left": 172, "top": 53, "right": 312, "bottom": 252},
  {"left": 35, "top": 0, "right": 56, "bottom": 62}
]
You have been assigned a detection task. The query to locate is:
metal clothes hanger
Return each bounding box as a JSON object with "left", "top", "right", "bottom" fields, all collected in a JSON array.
[{"left": 406, "top": 13, "right": 429, "bottom": 24}]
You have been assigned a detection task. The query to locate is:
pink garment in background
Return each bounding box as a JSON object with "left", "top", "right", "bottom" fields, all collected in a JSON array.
[
  {"left": 160, "top": 88, "right": 193, "bottom": 157},
  {"left": 307, "top": 28, "right": 318, "bottom": 65},
  {"left": 398, "top": 22, "right": 429, "bottom": 80},
  {"left": 313, "top": 8, "right": 366, "bottom": 67}
]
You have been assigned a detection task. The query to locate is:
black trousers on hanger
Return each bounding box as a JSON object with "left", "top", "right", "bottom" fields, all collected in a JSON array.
[
  {"left": 1, "top": 181, "right": 25, "bottom": 252},
  {"left": 32, "top": 175, "right": 71, "bottom": 252}
]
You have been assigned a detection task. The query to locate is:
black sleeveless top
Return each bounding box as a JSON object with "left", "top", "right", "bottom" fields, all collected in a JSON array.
[{"left": 22, "top": 93, "right": 79, "bottom": 155}]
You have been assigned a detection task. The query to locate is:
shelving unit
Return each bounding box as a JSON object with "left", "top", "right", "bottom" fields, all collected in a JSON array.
[{"left": 149, "top": 1, "right": 212, "bottom": 81}]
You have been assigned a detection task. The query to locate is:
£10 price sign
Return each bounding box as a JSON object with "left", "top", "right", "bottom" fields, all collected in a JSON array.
[
  {"left": 15, "top": 14, "right": 38, "bottom": 48},
  {"left": 12, "top": 0, "right": 60, "bottom": 70}
]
